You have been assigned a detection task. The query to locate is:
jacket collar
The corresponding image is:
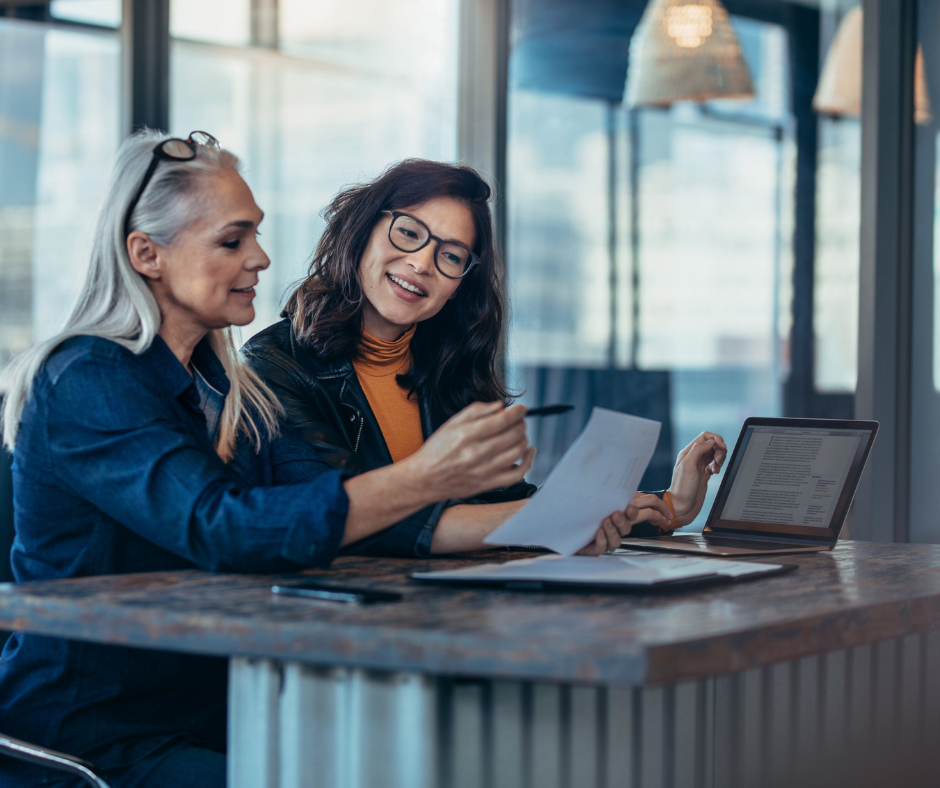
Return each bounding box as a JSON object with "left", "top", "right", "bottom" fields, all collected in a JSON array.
[
  {"left": 285, "top": 319, "right": 441, "bottom": 435},
  {"left": 144, "top": 334, "right": 231, "bottom": 401},
  {"left": 287, "top": 322, "right": 355, "bottom": 380},
  {"left": 191, "top": 336, "right": 231, "bottom": 395}
]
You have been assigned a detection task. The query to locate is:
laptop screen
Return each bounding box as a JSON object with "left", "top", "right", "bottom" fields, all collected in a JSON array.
[{"left": 706, "top": 420, "right": 878, "bottom": 541}]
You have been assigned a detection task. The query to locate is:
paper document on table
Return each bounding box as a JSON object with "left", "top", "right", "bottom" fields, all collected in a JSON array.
[
  {"left": 413, "top": 553, "right": 788, "bottom": 588},
  {"left": 484, "top": 407, "right": 661, "bottom": 555}
]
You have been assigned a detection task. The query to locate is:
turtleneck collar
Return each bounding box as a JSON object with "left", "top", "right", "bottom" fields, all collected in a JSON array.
[{"left": 355, "top": 324, "right": 416, "bottom": 377}]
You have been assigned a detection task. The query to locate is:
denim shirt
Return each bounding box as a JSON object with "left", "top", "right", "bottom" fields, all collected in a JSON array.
[{"left": 0, "top": 334, "right": 354, "bottom": 779}]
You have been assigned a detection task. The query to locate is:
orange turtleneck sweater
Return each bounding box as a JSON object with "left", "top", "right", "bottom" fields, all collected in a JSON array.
[{"left": 352, "top": 326, "right": 424, "bottom": 463}]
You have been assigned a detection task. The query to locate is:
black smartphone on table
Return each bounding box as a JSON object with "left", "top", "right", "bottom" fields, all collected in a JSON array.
[{"left": 271, "top": 579, "right": 402, "bottom": 604}]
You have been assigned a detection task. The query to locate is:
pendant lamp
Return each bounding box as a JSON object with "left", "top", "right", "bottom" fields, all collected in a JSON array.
[
  {"left": 625, "top": 0, "right": 755, "bottom": 108},
  {"left": 813, "top": 6, "right": 931, "bottom": 125}
]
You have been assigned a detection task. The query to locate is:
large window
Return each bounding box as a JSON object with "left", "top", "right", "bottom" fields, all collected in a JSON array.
[
  {"left": 0, "top": 15, "right": 120, "bottom": 370},
  {"left": 169, "top": 0, "right": 460, "bottom": 338},
  {"left": 508, "top": 92, "right": 616, "bottom": 368},
  {"left": 0, "top": 0, "right": 459, "bottom": 381},
  {"left": 814, "top": 115, "right": 860, "bottom": 393},
  {"left": 508, "top": 0, "right": 862, "bottom": 528},
  {"left": 813, "top": 2, "right": 862, "bottom": 394},
  {"left": 0, "top": 0, "right": 866, "bottom": 526},
  {"left": 910, "top": 0, "right": 940, "bottom": 542}
]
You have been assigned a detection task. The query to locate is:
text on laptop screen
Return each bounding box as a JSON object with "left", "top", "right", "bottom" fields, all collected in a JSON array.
[{"left": 714, "top": 426, "right": 872, "bottom": 531}]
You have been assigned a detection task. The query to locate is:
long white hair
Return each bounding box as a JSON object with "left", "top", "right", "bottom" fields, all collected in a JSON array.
[{"left": 1, "top": 129, "right": 281, "bottom": 461}]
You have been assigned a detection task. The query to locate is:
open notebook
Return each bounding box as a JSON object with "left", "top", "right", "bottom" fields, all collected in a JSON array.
[{"left": 412, "top": 553, "right": 795, "bottom": 591}]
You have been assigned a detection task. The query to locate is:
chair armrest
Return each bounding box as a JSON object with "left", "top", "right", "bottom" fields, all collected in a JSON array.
[{"left": 0, "top": 733, "right": 112, "bottom": 788}]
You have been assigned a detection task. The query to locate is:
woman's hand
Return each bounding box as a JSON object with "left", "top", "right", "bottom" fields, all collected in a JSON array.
[
  {"left": 666, "top": 431, "right": 727, "bottom": 526},
  {"left": 577, "top": 494, "right": 674, "bottom": 555},
  {"left": 403, "top": 401, "right": 536, "bottom": 502},
  {"left": 344, "top": 402, "right": 534, "bottom": 547},
  {"left": 578, "top": 431, "right": 728, "bottom": 554}
]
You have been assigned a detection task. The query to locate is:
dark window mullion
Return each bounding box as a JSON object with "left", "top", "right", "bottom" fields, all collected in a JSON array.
[{"left": 123, "top": 0, "right": 169, "bottom": 134}]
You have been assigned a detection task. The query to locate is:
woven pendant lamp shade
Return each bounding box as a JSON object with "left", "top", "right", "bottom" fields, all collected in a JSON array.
[
  {"left": 625, "top": 0, "right": 755, "bottom": 107},
  {"left": 813, "top": 6, "right": 931, "bottom": 125}
]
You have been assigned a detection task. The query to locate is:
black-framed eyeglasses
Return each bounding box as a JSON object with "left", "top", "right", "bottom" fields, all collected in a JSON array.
[
  {"left": 382, "top": 210, "right": 481, "bottom": 280},
  {"left": 123, "top": 131, "right": 220, "bottom": 238}
]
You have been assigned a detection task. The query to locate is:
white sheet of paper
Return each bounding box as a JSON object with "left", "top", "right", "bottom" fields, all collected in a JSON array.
[
  {"left": 413, "top": 554, "right": 784, "bottom": 587},
  {"left": 483, "top": 407, "right": 662, "bottom": 555},
  {"left": 615, "top": 552, "right": 785, "bottom": 578}
]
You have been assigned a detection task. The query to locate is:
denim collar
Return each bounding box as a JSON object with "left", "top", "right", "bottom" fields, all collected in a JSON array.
[{"left": 144, "top": 334, "right": 231, "bottom": 403}]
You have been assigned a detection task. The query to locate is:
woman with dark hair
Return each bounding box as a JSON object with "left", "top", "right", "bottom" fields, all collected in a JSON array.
[{"left": 244, "top": 159, "right": 727, "bottom": 554}]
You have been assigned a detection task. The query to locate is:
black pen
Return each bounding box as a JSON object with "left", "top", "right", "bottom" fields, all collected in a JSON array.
[{"left": 524, "top": 404, "right": 574, "bottom": 418}]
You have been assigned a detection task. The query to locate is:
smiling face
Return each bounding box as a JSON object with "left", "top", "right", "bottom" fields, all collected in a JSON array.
[
  {"left": 357, "top": 196, "right": 476, "bottom": 341},
  {"left": 130, "top": 167, "right": 269, "bottom": 346}
]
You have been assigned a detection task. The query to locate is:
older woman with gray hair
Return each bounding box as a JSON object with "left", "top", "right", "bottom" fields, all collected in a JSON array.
[{"left": 0, "top": 130, "right": 549, "bottom": 787}]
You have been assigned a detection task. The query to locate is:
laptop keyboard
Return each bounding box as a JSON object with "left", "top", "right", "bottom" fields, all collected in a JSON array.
[{"left": 653, "top": 535, "right": 812, "bottom": 551}]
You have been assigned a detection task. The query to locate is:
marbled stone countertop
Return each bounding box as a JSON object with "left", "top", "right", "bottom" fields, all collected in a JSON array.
[{"left": 1, "top": 541, "right": 939, "bottom": 686}]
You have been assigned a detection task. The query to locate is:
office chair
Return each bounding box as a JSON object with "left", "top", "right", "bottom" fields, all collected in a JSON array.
[{"left": 0, "top": 733, "right": 111, "bottom": 787}]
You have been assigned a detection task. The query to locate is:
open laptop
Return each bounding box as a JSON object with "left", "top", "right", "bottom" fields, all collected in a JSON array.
[{"left": 619, "top": 417, "right": 879, "bottom": 557}]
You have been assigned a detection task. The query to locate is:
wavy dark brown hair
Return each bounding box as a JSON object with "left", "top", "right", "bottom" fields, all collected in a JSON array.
[{"left": 283, "top": 159, "right": 509, "bottom": 419}]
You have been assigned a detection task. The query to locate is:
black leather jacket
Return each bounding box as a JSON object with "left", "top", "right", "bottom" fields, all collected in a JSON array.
[{"left": 242, "top": 319, "right": 537, "bottom": 557}]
